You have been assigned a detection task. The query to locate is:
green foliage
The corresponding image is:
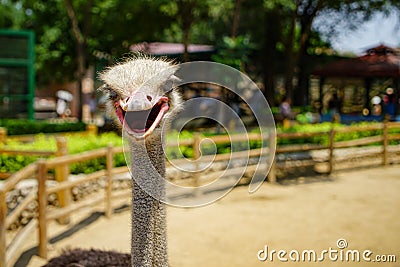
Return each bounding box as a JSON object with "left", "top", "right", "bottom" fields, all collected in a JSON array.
[
  {"left": 212, "top": 35, "right": 255, "bottom": 70},
  {"left": 0, "top": 120, "right": 86, "bottom": 135},
  {"left": 165, "top": 130, "right": 195, "bottom": 159},
  {"left": 0, "top": 154, "right": 37, "bottom": 174},
  {"left": 14, "top": 0, "right": 172, "bottom": 85},
  {"left": 66, "top": 132, "right": 126, "bottom": 174},
  {"left": 277, "top": 122, "right": 400, "bottom": 146},
  {"left": 278, "top": 122, "right": 336, "bottom": 145},
  {"left": 0, "top": 134, "right": 57, "bottom": 173},
  {"left": 0, "top": 0, "right": 25, "bottom": 28},
  {"left": 0, "top": 132, "right": 125, "bottom": 175}
]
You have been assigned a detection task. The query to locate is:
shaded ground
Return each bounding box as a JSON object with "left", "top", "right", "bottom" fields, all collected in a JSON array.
[{"left": 25, "top": 165, "right": 400, "bottom": 267}]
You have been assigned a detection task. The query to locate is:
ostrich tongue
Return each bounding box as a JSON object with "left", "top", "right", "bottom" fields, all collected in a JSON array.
[
  {"left": 124, "top": 97, "right": 169, "bottom": 134},
  {"left": 125, "top": 109, "right": 152, "bottom": 133}
]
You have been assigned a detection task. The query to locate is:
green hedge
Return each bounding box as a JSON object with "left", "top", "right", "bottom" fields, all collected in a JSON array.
[
  {"left": 277, "top": 122, "right": 400, "bottom": 146},
  {"left": 0, "top": 119, "right": 86, "bottom": 135},
  {"left": 0, "top": 132, "right": 125, "bottom": 175}
]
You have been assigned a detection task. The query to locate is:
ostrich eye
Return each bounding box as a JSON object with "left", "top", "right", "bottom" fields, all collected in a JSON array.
[{"left": 108, "top": 89, "right": 120, "bottom": 101}]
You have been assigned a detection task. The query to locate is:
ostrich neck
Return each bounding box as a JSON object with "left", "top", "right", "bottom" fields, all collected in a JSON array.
[{"left": 129, "top": 135, "right": 168, "bottom": 267}]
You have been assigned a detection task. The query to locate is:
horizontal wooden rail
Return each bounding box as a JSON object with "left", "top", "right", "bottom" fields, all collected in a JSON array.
[
  {"left": 277, "top": 144, "right": 328, "bottom": 153},
  {"left": 206, "top": 133, "right": 268, "bottom": 144},
  {"left": 166, "top": 139, "right": 194, "bottom": 147},
  {"left": 112, "top": 146, "right": 124, "bottom": 154},
  {"left": 334, "top": 135, "right": 383, "bottom": 148},
  {"left": 198, "top": 162, "right": 268, "bottom": 185},
  {"left": 334, "top": 152, "right": 383, "bottom": 163},
  {"left": 167, "top": 147, "right": 269, "bottom": 167},
  {"left": 46, "top": 194, "right": 105, "bottom": 221},
  {"left": 112, "top": 166, "right": 129, "bottom": 174},
  {"left": 111, "top": 188, "right": 131, "bottom": 200},
  {"left": 45, "top": 148, "right": 108, "bottom": 168},
  {"left": 166, "top": 133, "right": 269, "bottom": 147},
  {"left": 0, "top": 163, "right": 37, "bottom": 193},
  {"left": 0, "top": 149, "right": 54, "bottom": 157},
  {"left": 335, "top": 124, "right": 382, "bottom": 133},
  {"left": 386, "top": 122, "right": 400, "bottom": 129},
  {"left": 389, "top": 133, "right": 400, "bottom": 141},
  {"left": 276, "top": 159, "right": 322, "bottom": 169},
  {"left": 46, "top": 170, "right": 107, "bottom": 195},
  {"left": 277, "top": 131, "right": 326, "bottom": 139}
]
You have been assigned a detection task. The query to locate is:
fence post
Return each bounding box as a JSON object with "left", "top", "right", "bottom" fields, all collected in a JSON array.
[
  {"left": 0, "top": 128, "right": 6, "bottom": 145},
  {"left": 37, "top": 160, "right": 48, "bottom": 259},
  {"left": 268, "top": 158, "right": 277, "bottom": 183},
  {"left": 382, "top": 121, "right": 388, "bottom": 166},
  {"left": 328, "top": 128, "right": 335, "bottom": 174},
  {"left": 86, "top": 124, "right": 98, "bottom": 136},
  {"left": 55, "top": 137, "right": 71, "bottom": 224},
  {"left": 267, "top": 132, "right": 277, "bottom": 183},
  {"left": 192, "top": 133, "right": 201, "bottom": 192},
  {"left": 0, "top": 190, "right": 6, "bottom": 267},
  {"left": 105, "top": 145, "right": 113, "bottom": 218}
]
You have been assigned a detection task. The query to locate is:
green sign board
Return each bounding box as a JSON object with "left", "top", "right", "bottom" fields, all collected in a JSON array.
[{"left": 0, "top": 29, "right": 35, "bottom": 119}]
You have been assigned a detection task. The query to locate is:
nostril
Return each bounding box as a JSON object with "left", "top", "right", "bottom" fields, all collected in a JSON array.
[{"left": 146, "top": 95, "right": 153, "bottom": 102}]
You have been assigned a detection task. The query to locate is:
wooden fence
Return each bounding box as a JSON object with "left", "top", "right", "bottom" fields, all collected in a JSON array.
[
  {"left": 0, "top": 144, "right": 129, "bottom": 267},
  {"left": 0, "top": 122, "right": 400, "bottom": 267},
  {"left": 270, "top": 121, "right": 400, "bottom": 181},
  {"left": 0, "top": 124, "right": 97, "bottom": 179}
]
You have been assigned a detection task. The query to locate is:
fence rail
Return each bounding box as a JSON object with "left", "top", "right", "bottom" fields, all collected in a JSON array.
[
  {"left": 269, "top": 121, "right": 400, "bottom": 182},
  {"left": 0, "top": 122, "right": 400, "bottom": 267}
]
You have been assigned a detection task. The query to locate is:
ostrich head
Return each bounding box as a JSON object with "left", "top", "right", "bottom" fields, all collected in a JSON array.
[{"left": 99, "top": 56, "right": 182, "bottom": 140}]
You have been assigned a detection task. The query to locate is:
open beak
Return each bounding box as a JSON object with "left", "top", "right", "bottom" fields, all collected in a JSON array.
[{"left": 114, "top": 96, "right": 169, "bottom": 139}]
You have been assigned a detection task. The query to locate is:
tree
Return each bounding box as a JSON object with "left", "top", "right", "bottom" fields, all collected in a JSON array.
[
  {"left": 160, "top": 0, "right": 211, "bottom": 62},
  {"left": 10, "top": 0, "right": 172, "bottom": 120},
  {"left": 242, "top": 0, "right": 395, "bottom": 106},
  {"left": 0, "top": 0, "right": 24, "bottom": 28}
]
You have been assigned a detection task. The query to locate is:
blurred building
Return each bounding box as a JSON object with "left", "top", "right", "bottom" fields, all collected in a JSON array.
[
  {"left": 129, "top": 42, "right": 214, "bottom": 61},
  {"left": 311, "top": 45, "right": 400, "bottom": 121}
]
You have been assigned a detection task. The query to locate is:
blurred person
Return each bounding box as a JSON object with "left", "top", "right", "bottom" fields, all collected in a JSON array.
[
  {"left": 279, "top": 96, "right": 295, "bottom": 120},
  {"left": 279, "top": 96, "right": 296, "bottom": 128},
  {"left": 383, "top": 88, "right": 396, "bottom": 120}
]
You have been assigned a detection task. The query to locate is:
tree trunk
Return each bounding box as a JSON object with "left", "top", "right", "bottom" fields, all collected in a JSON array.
[
  {"left": 283, "top": 9, "right": 297, "bottom": 100},
  {"left": 231, "top": 0, "right": 243, "bottom": 38},
  {"left": 178, "top": 0, "right": 195, "bottom": 62},
  {"left": 182, "top": 23, "right": 191, "bottom": 62},
  {"left": 283, "top": 0, "right": 322, "bottom": 105},
  {"left": 64, "top": 0, "right": 87, "bottom": 121},
  {"left": 262, "top": 9, "right": 281, "bottom": 106}
]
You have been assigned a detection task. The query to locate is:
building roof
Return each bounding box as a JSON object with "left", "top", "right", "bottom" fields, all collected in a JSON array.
[
  {"left": 313, "top": 45, "right": 400, "bottom": 78},
  {"left": 129, "top": 42, "right": 214, "bottom": 56}
]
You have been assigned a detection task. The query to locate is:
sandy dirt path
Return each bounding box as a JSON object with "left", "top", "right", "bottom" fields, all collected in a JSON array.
[{"left": 27, "top": 165, "right": 400, "bottom": 267}]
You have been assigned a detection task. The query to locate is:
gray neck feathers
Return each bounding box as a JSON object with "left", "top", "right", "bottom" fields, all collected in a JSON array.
[{"left": 129, "top": 136, "right": 168, "bottom": 267}]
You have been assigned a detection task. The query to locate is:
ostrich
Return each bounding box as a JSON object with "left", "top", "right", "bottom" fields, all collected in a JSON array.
[{"left": 44, "top": 56, "right": 183, "bottom": 267}]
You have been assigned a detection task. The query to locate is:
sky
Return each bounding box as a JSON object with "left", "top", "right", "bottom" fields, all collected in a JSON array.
[{"left": 330, "top": 11, "right": 400, "bottom": 54}]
